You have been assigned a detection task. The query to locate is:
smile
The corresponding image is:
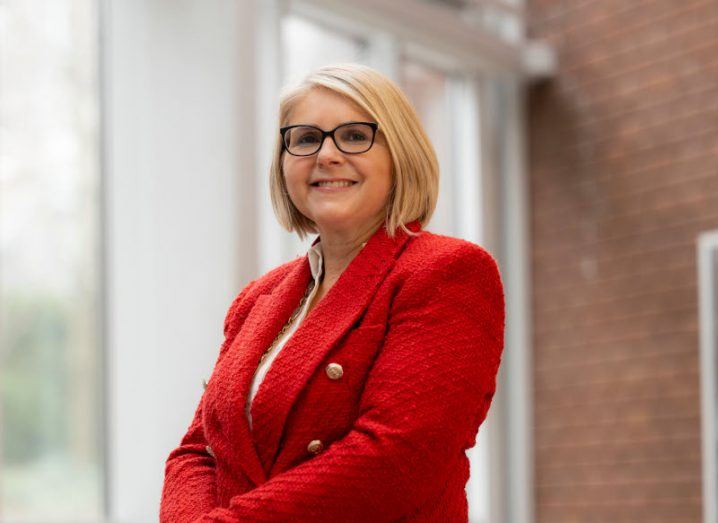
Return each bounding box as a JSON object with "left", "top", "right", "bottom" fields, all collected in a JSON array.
[
  {"left": 311, "top": 180, "right": 357, "bottom": 187},
  {"left": 310, "top": 180, "right": 358, "bottom": 192}
]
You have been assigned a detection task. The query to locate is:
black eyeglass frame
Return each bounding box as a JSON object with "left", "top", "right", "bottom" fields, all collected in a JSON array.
[{"left": 279, "top": 121, "right": 379, "bottom": 157}]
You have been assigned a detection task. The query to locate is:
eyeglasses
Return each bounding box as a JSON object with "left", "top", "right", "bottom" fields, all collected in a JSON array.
[{"left": 280, "top": 121, "right": 379, "bottom": 156}]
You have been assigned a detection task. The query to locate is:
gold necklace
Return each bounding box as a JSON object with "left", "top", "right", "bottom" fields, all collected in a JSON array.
[
  {"left": 256, "top": 238, "right": 367, "bottom": 367},
  {"left": 258, "top": 279, "right": 316, "bottom": 366}
]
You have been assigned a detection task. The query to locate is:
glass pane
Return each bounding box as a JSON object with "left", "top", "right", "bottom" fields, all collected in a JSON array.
[
  {"left": 399, "top": 59, "right": 454, "bottom": 234},
  {"left": 0, "top": 0, "right": 104, "bottom": 520},
  {"left": 281, "top": 14, "right": 368, "bottom": 87}
]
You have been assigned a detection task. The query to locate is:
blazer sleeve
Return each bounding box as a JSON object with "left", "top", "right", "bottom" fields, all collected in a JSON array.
[
  {"left": 194, "top": 244, "right": 506, "bottom": 523},
  {"left": 160, "top": 280, "right": 258, "bottom": 523}
]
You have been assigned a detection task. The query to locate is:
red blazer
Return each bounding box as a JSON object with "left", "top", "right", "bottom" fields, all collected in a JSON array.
[{"left": 160, "top": 219, "right": 505, "bottom": 522}]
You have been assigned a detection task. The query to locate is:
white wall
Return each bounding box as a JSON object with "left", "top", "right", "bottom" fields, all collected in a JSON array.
[{"left": 102, "top": 1, "right": 256, "bottom": 520}]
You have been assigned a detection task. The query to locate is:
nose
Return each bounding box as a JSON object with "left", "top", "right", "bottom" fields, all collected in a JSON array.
[{"left": 316, "top": 135, "right": 344, "bottom": 165}]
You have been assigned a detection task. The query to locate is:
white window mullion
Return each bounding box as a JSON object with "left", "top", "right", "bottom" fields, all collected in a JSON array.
[
  {"left": 498, "top": 75, "right": 534, "bottom": 523},
  {"left": 255, "top": 0, "right": 288, "bottom": 272},
  {"left": 365, "top": 33, "right": 399, "bottom": 82},
  {"left": 698, "top": 230, "right": 718, "bottom": 523},
  {"left": 104, "top": 1, "right": 249, "bottom": 520},
  {"left": 451, "top": 74, "right": 482, "bottom": 244}
]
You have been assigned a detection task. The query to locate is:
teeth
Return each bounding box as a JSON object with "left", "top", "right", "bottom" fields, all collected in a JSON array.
[{"left": 316, "top": 180, "right": 355, "bottom": 187}]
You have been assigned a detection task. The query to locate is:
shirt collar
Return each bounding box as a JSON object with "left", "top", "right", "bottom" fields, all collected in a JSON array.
[
  {"left": 307, "top": 238, "right": 370, "bottom": 283},
  {"left": 307, "top": 240, "right": 324, "bottom": 282}
]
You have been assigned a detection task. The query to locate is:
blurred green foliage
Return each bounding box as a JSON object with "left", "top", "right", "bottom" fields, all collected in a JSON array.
[{"left": 1, "top": 291, "right": 70, "bottom": 464}]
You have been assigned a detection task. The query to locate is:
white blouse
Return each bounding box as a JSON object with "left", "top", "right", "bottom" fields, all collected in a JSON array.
[{"left": 245, "top": 240, "right": 325, "bottom": 431}]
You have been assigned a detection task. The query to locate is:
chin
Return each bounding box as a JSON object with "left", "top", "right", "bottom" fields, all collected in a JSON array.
[{"left": 311, "top": 214, "right": 357, "bottom": 229}]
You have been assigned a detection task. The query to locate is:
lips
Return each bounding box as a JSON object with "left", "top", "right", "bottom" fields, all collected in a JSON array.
[
  {"left": 309, "top": 179, "right": 359, "bottom": 193},
  {"left": 310, "top": 179, "right": 358, "bottom": 186}
]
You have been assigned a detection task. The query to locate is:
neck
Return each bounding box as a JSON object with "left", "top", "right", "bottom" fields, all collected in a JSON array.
[{"left": 317, "top": 217, "right": 384, "bottom": 286}]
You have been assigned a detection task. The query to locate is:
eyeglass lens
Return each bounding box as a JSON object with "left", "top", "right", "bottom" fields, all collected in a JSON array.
[{"left": 284, "top": 123, "right": 374, "bottom": 155}]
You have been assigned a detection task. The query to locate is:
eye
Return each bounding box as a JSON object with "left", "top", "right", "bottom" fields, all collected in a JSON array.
[
  {"left": 297, "top": 132, "right": 320, "bottom": 144},
  {"left": 286, "top": 126, "right": 323, "bottom": 148},
  {"left": 340, "top": 128, "right": 369, "bottom": 142}
]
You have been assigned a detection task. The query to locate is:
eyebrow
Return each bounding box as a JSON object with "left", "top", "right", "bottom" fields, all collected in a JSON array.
[{"left": 284, "top": 120, "right": 371, "bottom": 128}]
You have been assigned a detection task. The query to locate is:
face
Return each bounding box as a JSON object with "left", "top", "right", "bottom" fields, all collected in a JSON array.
[{"left": 281, "top": 88, "right": 393, "bottom": 238}]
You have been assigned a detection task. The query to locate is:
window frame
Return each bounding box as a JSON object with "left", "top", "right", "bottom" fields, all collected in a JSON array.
[
  {"left": 254, "top": 1, "right": 549, "bottom": 522},
  {"left": 699, "top": 229, "right": 718, "bottom": 523}
]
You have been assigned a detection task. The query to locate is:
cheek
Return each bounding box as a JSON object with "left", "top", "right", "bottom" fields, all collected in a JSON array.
[
  {"left": 363, "top": 165, "right": 393, "bottom": 205},
  {"left": 282, "top": 158, "right": 304, "bottom": 188},
  {"left": 374, "top": 156, "right": 394, "bottom": 193}
]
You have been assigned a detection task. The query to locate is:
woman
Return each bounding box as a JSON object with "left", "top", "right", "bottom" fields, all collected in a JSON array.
[{"left": 160, "top": 63, "right": 505, "bottom": 522}]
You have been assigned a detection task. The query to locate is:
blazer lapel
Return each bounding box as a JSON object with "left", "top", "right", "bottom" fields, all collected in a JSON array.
[
  {"left": 248, "top": 220, "right": 421, "bottom": 473},
  {"left": 212, "top": 246, "right": 324, "bottom": 487},
  {"left": 212, "top": 292, "right": 289, "bottom": 487}
]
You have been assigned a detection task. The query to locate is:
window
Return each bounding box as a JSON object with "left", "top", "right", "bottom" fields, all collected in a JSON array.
[
  {"left": 269, "top": 3, "right": 512, "bottom": 521},
  {"left": 399, "top": 59, "right": 456, "bottom": 232},
  {"left": 0, "top": 1, "right": 104, "bottom": 520},
  {"left": 282, "top": 14, "right": 368, "bottom": 85}
]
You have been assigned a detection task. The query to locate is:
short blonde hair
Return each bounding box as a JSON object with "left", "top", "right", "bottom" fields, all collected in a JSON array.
[{"left": 269, "top": 63, "right": 439, "bottom": 241}]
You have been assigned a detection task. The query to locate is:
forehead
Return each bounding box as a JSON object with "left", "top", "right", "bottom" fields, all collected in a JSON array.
[{"left": 286, "top": 88, "right": 371, "bottom": 127}]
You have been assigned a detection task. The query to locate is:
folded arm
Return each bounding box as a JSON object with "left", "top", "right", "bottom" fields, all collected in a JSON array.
[{"left": 195, "top": 244, "right": 506, "bottom": 523}]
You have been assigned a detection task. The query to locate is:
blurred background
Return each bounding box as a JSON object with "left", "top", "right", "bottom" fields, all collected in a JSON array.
[{"left": 0, "top": 0, "right": 716, "bottom": 522}]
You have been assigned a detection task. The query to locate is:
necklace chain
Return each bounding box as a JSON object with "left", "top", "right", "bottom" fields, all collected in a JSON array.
[
  {"left": 258, "top": 279, "right": 316, "bottom": 365},
  {"left": 256, "top": 238, "right": 366, "bottom": 367}
]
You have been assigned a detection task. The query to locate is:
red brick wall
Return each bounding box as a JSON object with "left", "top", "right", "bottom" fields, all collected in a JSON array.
[{"left": 526, "top": 1, "right": 718, "bottom": 521}]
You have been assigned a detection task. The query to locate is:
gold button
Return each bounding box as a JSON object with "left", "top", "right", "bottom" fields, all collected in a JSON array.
[
  {"left": 307, "top": 439, "right": 324, "bottom": 454},
  {"left": 325, "top": 363, "right": 344, "bottom": 380},
  {"left": 205, "top": 445, "right": 215, "bottom": 458},
  {"left": 202, "top": 378, "right": 208, "bottom": 390}
]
